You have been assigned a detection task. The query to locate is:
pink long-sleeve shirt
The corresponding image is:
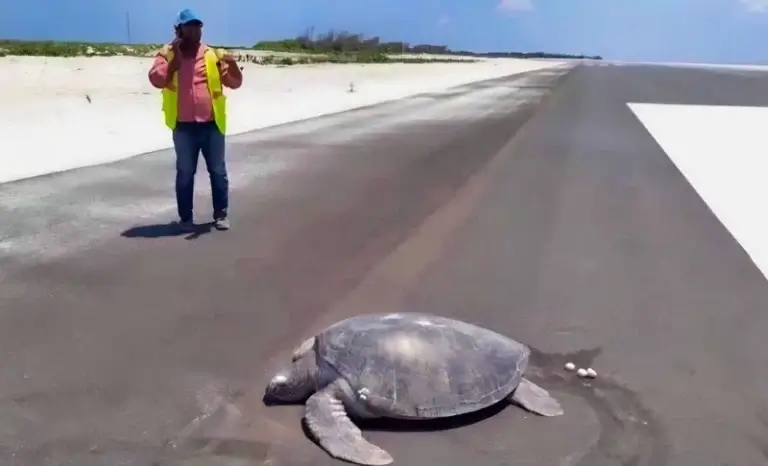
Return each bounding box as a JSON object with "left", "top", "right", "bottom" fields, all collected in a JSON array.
[{"left": 148, "top": 44, "right": 243, "bottom": 123}]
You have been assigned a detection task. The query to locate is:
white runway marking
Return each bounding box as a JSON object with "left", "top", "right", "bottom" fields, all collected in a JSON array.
[{"left": 628, "top": 102, "right": 768, "bottom": 281}]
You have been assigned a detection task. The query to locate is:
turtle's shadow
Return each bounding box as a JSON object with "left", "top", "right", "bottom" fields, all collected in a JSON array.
[
  {"left": 361, "top": 401, "right": 509, "bottom": 432},
  {"left": 299, "top": 401, "right": 509, "bottom": 435},
  {"left": 264, "top": 393, "right": 508, "bottom": 433}
]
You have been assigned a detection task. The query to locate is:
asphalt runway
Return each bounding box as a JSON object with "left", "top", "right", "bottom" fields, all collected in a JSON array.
[{"left": 2, "top": 62, "right": 768, "bottom": 466}]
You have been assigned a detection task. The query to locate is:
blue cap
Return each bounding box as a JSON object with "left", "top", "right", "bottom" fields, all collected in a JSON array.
[{"left": 175, "top": 8, "right": 202, "bottom": 26}]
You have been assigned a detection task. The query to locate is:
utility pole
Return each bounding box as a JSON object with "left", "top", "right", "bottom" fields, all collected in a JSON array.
[{"left": 125, "top": 11, "right": 132, "bottom": 44}]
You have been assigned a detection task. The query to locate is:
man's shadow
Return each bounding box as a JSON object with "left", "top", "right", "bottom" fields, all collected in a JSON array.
[{"left": 121, "top": 222, "right": 215, "bottom": 240}]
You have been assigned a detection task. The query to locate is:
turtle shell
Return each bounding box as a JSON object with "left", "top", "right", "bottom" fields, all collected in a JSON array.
[{"left": 315, "top": 312, "right": 530, "bottom": 419}]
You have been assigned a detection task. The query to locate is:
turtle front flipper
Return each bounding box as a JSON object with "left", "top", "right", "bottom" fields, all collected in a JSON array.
[
  {"left": 507, "top": 377, "right": 564, "bottom": 417},
  {"left": 292, "top": 336, "right": 316, "bottom": 361},
  {"left": 304, "top": 380, "right": 394, "bottom": 465}
]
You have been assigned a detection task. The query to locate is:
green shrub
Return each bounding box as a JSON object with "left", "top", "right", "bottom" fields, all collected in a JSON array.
[
  {"left": 0, "top": 40, "right": 163, "bottom": 57},
  {"left": 357, "top": 51, "right": 390, "bottom": 63},
  {"left": 0, "top": 35, "right": 599, "bottom": 62}
]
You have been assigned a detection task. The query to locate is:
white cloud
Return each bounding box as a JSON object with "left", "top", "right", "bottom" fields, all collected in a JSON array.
[
  {"left": 437, "top": 15, "right": 451, "bottom": 26},
  {"left": 497, "top": 0, "right": 534, "bottom": 13},
  {"left": 741, "top": 0, "right": 768, "bottom": 12}
]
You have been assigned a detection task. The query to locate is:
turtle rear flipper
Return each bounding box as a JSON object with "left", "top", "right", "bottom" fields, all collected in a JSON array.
[
  {"left": 304, "top": 380, "right": 394, "bottom": 465},
  {"left": 508, "top": 378, "right": 564, "bottom": 417}
]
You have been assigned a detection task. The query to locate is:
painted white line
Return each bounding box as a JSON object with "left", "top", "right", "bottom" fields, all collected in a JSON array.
[{"left": 628, "top": 102, "right": 768, "bottom": 281}]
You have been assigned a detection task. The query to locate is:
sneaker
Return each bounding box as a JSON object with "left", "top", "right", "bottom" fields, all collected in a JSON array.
[
  {"left": 177, "top": 219, "right": 196, "bottom": 233},
  {"left": 213, "top": 217, "right": 230, "bottom": 230}
]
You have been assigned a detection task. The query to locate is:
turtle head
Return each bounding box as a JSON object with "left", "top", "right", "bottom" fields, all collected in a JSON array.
[{"left": 263, "top": 354, "right": 317, "bottom": 404}]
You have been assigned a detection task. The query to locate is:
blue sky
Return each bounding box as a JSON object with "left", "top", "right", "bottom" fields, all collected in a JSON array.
[{"left": 2, "top": 0, "right": 768, "bottom": 63}]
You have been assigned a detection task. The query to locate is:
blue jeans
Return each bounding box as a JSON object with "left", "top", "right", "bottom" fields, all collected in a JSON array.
[{"left": 172, "top": 121, "right": 229, "bottom": 222}]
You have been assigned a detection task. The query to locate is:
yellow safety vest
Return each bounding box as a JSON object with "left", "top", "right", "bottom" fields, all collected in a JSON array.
[{"left": 159, "top": 46, "right": 227, "bottom": 134}]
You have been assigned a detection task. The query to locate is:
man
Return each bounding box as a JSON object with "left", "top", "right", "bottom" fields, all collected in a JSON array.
[{"left": 148, "top": 8, "right": 243, "bottom": 232}]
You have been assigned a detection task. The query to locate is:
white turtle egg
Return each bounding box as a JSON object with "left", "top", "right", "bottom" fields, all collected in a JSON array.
[
  {"left": 576, "top": 368, "right": 588, "bottom": 377},
  {"left": 585, "top": 368, "right": 597, "bottom": 378},
  {"left": 564, "top": 362, "right": 576, "bottom": 371}
]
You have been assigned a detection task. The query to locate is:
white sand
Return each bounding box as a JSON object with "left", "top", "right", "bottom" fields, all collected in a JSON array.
[{"left": 0, "top": 55, "right": 566, "bottom": 184}]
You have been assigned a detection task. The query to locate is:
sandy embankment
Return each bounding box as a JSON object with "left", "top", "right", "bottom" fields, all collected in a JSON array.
[{"left": 0, "top": 56, "right": 566, "bottom": 184}]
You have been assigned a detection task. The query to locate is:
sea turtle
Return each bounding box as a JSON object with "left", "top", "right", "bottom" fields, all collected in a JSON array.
[{"left": 263, "top": 312, "right": 563, "bottom": 465}]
